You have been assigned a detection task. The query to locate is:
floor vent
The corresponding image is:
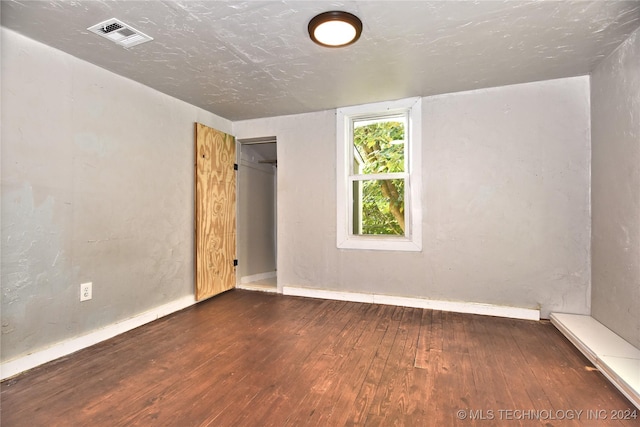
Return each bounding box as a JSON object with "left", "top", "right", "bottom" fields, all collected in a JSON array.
[{"left": 87, "top": 18, "right": 153, "bottom": 48}]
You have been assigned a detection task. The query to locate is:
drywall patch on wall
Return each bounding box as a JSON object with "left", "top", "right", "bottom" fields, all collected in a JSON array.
[
  {"left": 1, "top": 28, "right": 231, "bottom": 362},
  {"left": 591, "top": 26, "right": 640, "bottom": 349},
  {"left": 2, "top": 183, "right": 75, "bottom": 356},
  {"left": 74, "top": 132, "right": 111, "bottom": 157}
]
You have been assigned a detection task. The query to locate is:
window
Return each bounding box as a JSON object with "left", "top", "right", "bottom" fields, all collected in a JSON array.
[{"left": 337, "top": 97, "right": 422, "bottom": 251}]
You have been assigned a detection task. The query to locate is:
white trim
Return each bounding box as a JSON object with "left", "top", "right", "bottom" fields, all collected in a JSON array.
[
  {"left": 1, "top": 295, "right": 197, "bottom": 380},
  {"left": 237, "top": 283, "right": 278, "bottom": 293},
  {"left": 240, "top": 271, "right": 277, "bottom": 284},
  {"left": 283, "top": 286, "right": 539, "bottom": 321},
  {"left": 284, "top": 286, "right": 374, "bottom": 304},
  {"left": 550, "top": 313, "right": 640, "bottom": 410},
  {"left": 336, "top": 97, "right": 422, "bottom": 252},
  {"left": 373, "top": 294, "right": 539, "bottom": 320}
]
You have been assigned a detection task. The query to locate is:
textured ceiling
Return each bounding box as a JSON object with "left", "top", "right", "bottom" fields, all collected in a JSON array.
[{"left": 2, "top": 1, "right": 640, "bottom": 121}]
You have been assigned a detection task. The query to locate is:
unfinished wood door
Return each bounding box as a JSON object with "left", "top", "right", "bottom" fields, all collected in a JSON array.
[{"left": 195, "top": 123, "right": 236, "bottom": 301}]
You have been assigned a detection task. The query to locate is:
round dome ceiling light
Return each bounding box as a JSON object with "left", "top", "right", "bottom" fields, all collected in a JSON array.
[{"left": 308, "top": 11, "right": 363, "bottom": 48}]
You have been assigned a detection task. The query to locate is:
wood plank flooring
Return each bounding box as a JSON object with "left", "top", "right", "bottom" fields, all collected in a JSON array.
[{"left": 1, "top": 290, "right": 637, "bottom": 426}]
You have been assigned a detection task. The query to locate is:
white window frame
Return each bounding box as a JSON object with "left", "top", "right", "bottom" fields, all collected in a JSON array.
[{"left": 336, "top": 97, "right": 422, "bottom": 251}]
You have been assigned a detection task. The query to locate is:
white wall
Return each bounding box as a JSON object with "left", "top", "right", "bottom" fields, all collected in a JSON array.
[
  {"left": 591, "top": 26, "right": 640, "bottom": 348},
  {"left": 234, "top": 111, "right": 337, "bottom": 294},
  {"left": 234, "top": 76, "right": 592, "bottom": 317},
  {"left": 1, "top": 29, "right": 232, "bottom": 362}
]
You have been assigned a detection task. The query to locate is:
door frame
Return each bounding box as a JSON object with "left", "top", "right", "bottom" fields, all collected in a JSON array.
[{"left": 236, "top": 136, "right": 278, "bottom": 291}]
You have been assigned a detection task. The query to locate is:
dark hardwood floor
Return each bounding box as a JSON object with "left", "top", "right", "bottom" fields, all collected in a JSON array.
[{"left": 1, "top": 290, "right": 637, "bottom": 426}]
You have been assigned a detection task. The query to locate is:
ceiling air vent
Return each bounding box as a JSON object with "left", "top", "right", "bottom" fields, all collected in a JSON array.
[{"left": 87, "top": 18, "right": 153, "bottom": 48}]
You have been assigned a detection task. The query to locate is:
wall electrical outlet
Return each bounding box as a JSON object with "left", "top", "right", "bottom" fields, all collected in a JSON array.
[{"left": 80, "top": 282, "right": 92, "bottom": 302}]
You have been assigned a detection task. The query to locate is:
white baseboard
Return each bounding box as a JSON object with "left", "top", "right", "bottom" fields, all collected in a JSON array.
[
  {"left": 282, "top": 286, "right": 540, "bottom": 321},
  {"left": 550, "top": 313, "right": 640, "bottom": 410},
  {"left": 1, "top": 295, "right": 197, "bottom": 381},
  {"left": 0, "top": 288, "right": 541, "bottom": 381},
  {"left": 284, "top": 286, "right": 373, "bottom": 303},
  {"left": 237, "top": 283, "right": 278, "bottom": 293},
  {"left": 240, "top": 271, "right": 277, "bottom": 284}
]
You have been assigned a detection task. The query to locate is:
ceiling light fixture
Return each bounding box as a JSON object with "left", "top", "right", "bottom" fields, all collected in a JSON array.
[{"left": 308, "top": 11, "right": 362, "bottom": 48}]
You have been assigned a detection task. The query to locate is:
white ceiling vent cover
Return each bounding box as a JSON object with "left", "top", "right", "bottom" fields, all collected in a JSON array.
[{"left": 87, "top": 18, "right": 153, "bottom": 48}]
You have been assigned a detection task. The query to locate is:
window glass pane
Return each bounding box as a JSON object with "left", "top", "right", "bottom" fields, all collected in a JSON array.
[
  {"left": 337, "top": 97, "right": 421, "bottom": 251},
  {"left": 352, "top": 179, "right": 405, "bottom": 236},
  {"left": 353, "top": 118, "right": 405, "bottom": 174}
]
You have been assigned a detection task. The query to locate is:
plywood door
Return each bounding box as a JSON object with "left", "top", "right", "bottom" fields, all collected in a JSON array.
[{"left": 195, "top": 123, "right": 236, "bottom": 301}]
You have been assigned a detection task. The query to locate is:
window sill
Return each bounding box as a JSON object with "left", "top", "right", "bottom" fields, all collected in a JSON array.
[{"left": 337, "top": 235, "right": 422, "bottom": 252}]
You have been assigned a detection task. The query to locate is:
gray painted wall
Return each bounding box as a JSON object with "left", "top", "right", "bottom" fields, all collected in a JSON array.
[
  {"left": 591, "top": 27, "right": 640, "bottom": 348},
  {"left": 237, "top": 146, "right": 276, "bottom": 279},
  {"left": 1, "top": 27, "right": 599, "bottom": 364},
  {"left": 1, "top": 29, "right": 231, "bottom": 362},
  {"left": 234, "top": 77, "right": 592, "bottom": 318}
]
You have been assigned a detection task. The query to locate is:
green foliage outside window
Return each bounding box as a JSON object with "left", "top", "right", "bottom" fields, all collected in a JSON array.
[{"left": 353, "top": 120, "right": 406, "bottom": 235}]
